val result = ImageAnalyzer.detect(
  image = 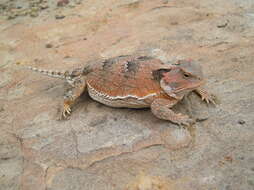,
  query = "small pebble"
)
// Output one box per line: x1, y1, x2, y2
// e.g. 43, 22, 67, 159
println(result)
55, 14, 65, 19
57, 0, 69, 7
45, 43, 53, 48
238, 120, 245, 125
1, 157, 11, 160
171, 22, 178, 25
76, 1, 82, 5
196, 117, 209, 122
217, 20, 229, 28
